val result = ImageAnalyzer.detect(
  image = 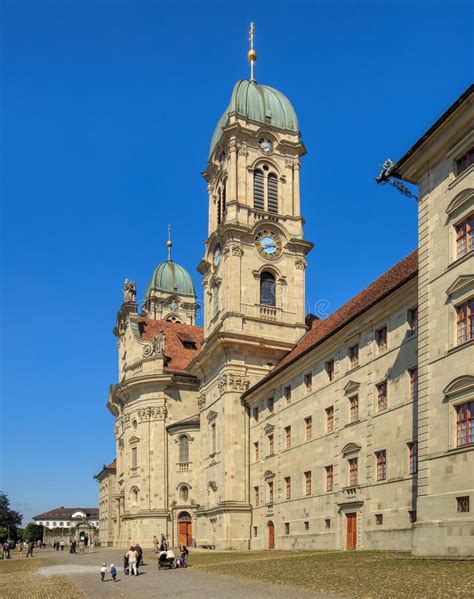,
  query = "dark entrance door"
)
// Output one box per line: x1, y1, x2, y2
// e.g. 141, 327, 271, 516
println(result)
267, 521, 275, 549
346, 513, 357, 550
